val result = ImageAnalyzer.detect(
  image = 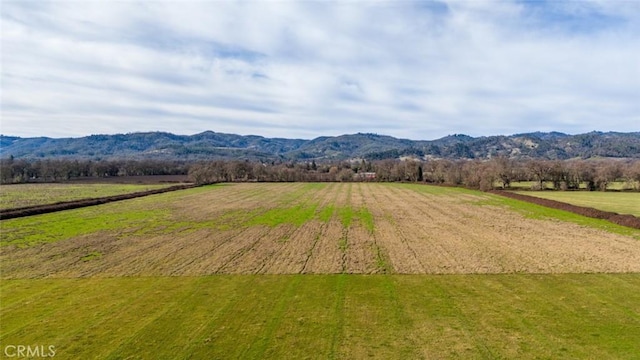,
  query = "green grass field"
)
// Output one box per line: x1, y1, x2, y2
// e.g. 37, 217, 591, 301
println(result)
2, 275, 639, 359
518, 191, 640, 217
0, 183, 173, 210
